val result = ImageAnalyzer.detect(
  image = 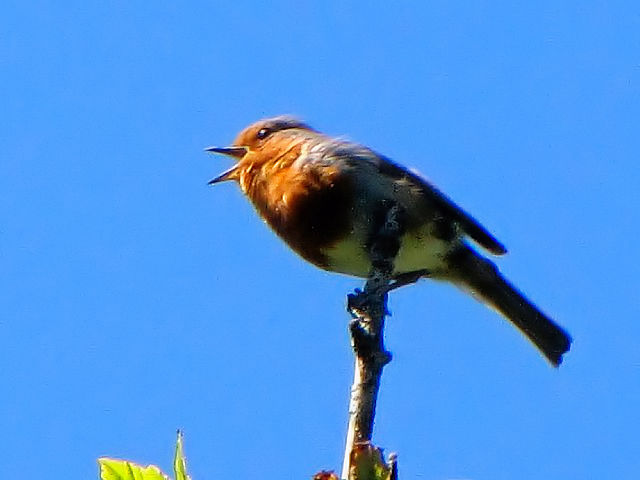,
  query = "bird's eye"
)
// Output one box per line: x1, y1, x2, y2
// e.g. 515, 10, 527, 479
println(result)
257, 128, 271, 140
